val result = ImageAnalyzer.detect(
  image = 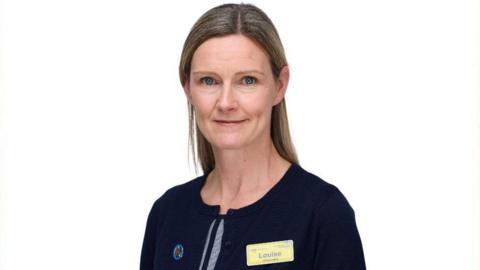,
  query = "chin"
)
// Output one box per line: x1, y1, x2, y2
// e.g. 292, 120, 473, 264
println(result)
210, 137, 249, 150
